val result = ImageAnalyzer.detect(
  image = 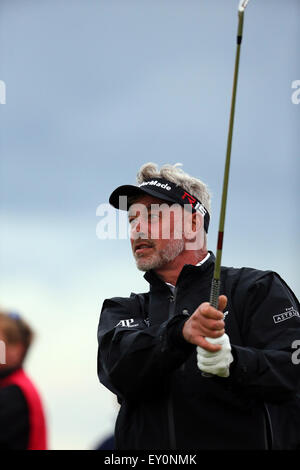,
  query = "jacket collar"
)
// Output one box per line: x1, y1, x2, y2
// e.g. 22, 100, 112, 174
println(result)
143, 251, 215, 290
